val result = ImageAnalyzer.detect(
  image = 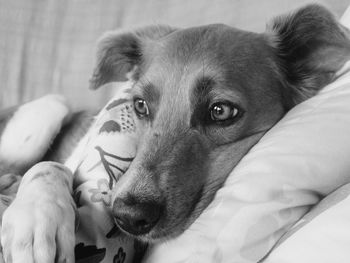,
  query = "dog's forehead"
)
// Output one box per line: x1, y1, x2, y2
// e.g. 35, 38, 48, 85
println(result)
155, 24, 268, 64
143, 24, 275, 86
136, 24, 281, 127
141, 24, 277, 97
141, 25, 231, 88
